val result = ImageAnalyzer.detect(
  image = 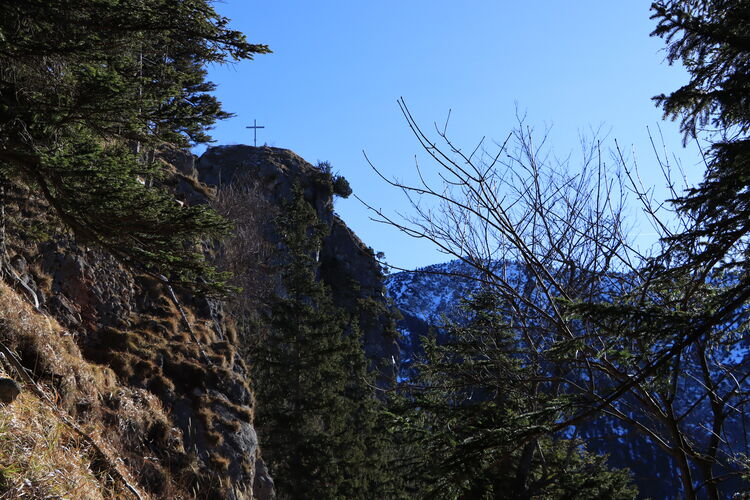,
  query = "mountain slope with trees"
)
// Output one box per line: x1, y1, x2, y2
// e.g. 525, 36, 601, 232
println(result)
1, 0, 749, 498
387, 258, 750, 499
370, 2, 750, 498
